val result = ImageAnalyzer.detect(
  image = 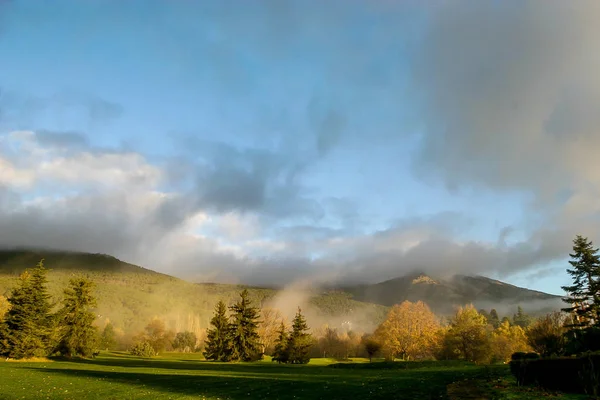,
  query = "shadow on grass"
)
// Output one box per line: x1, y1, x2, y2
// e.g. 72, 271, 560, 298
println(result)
25, 361, 487, 400
68, 355, 324, 375
329, 360, 476, 370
